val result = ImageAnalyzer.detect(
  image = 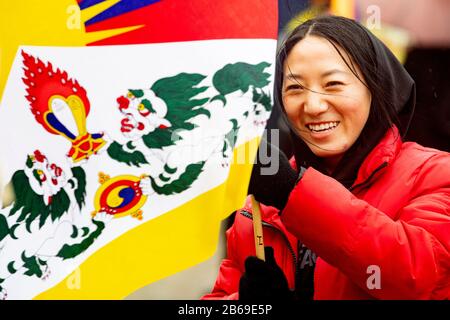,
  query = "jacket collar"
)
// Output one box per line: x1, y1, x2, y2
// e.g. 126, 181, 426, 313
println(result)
351, 126, 402, 188
288, 126, 402, 189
